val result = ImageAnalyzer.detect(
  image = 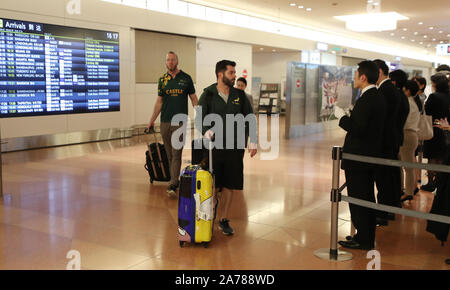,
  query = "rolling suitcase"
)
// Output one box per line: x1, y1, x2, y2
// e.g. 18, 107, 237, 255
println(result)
178, 140, 216, 248
144, 128, 171, 184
